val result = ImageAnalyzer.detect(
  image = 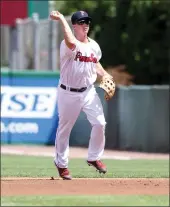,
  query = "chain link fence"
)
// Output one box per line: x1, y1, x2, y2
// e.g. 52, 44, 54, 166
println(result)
0, 13, 71, 71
